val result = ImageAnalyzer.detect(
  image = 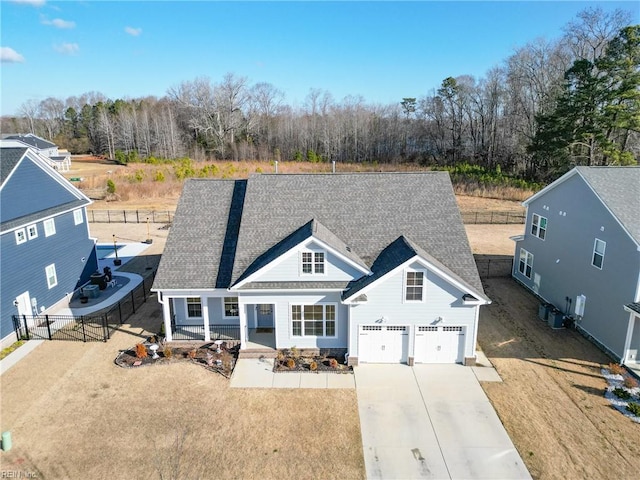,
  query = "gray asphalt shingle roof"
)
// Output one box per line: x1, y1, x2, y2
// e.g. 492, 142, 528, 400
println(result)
153, 172, 485, 296
6, 134, 56, 150
575, 167, 640, 244
0, 147, 26, 184
626, 303, 640, 315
